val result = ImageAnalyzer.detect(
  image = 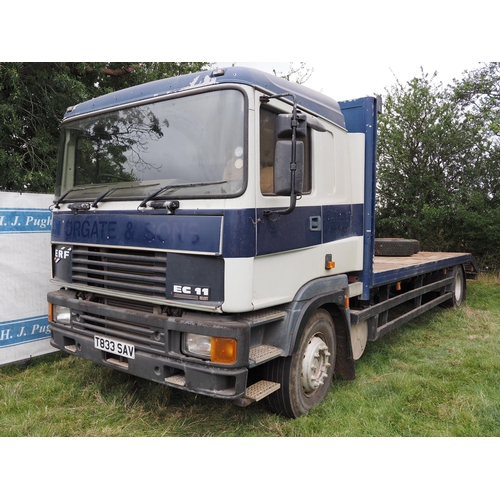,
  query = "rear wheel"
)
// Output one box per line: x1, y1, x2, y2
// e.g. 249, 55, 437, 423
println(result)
264, 309, 336, 418
446, 265, 466, 308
